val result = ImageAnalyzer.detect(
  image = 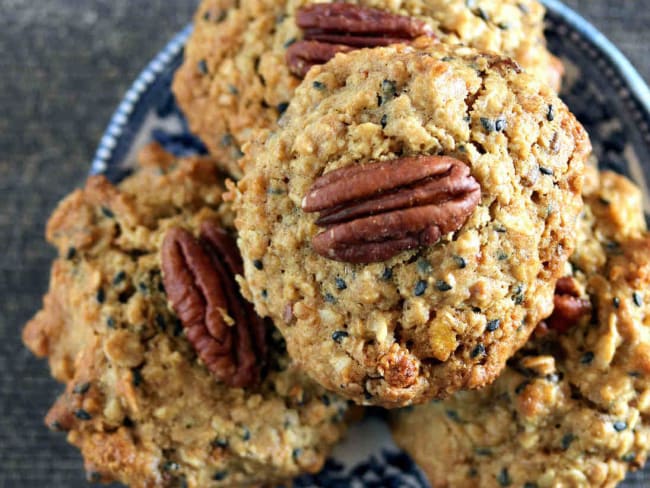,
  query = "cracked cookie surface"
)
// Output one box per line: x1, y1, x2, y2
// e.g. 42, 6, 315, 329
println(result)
391, 167, 650, 487
233, 43, 590, 407
173, 0, 562, 177
23, 144, 350, 488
